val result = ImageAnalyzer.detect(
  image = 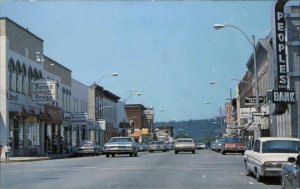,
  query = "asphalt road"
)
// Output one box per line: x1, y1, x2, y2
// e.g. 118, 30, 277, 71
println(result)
0, 150, 281, 189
